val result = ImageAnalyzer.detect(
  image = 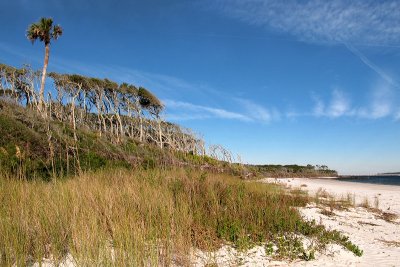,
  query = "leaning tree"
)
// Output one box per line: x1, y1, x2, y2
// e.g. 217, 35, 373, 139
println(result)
138, 87, 164, 147
27, 17, 63, 112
